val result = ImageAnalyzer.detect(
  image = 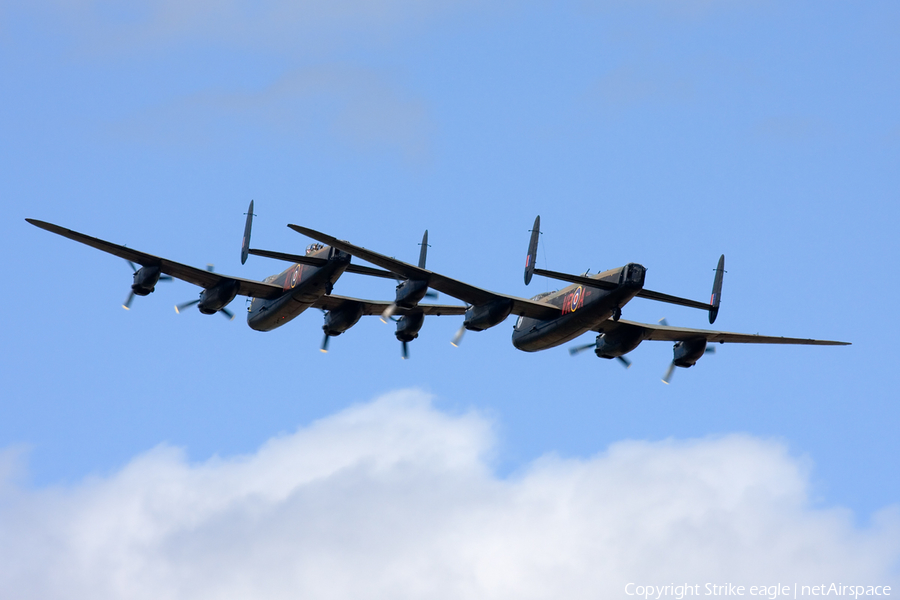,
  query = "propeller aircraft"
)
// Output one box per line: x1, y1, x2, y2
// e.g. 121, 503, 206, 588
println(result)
25, 203, 467, 358
288, 216, 849, 381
